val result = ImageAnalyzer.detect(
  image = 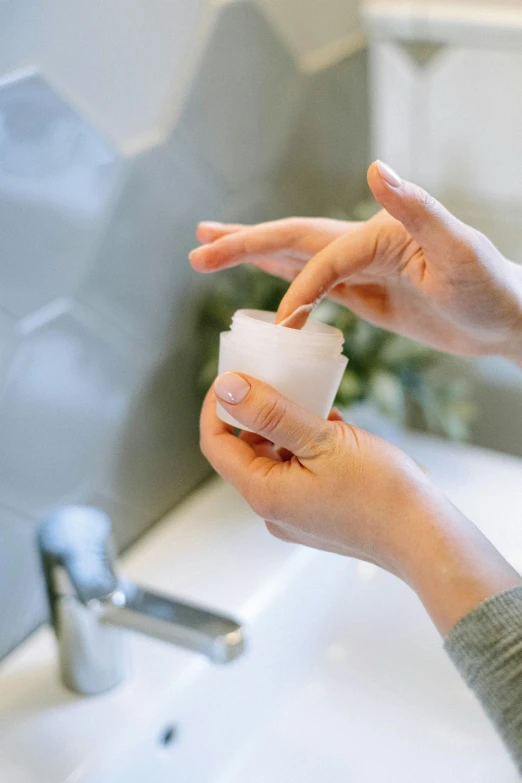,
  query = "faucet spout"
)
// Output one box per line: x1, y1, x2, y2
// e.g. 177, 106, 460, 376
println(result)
101, 581, 244, 664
